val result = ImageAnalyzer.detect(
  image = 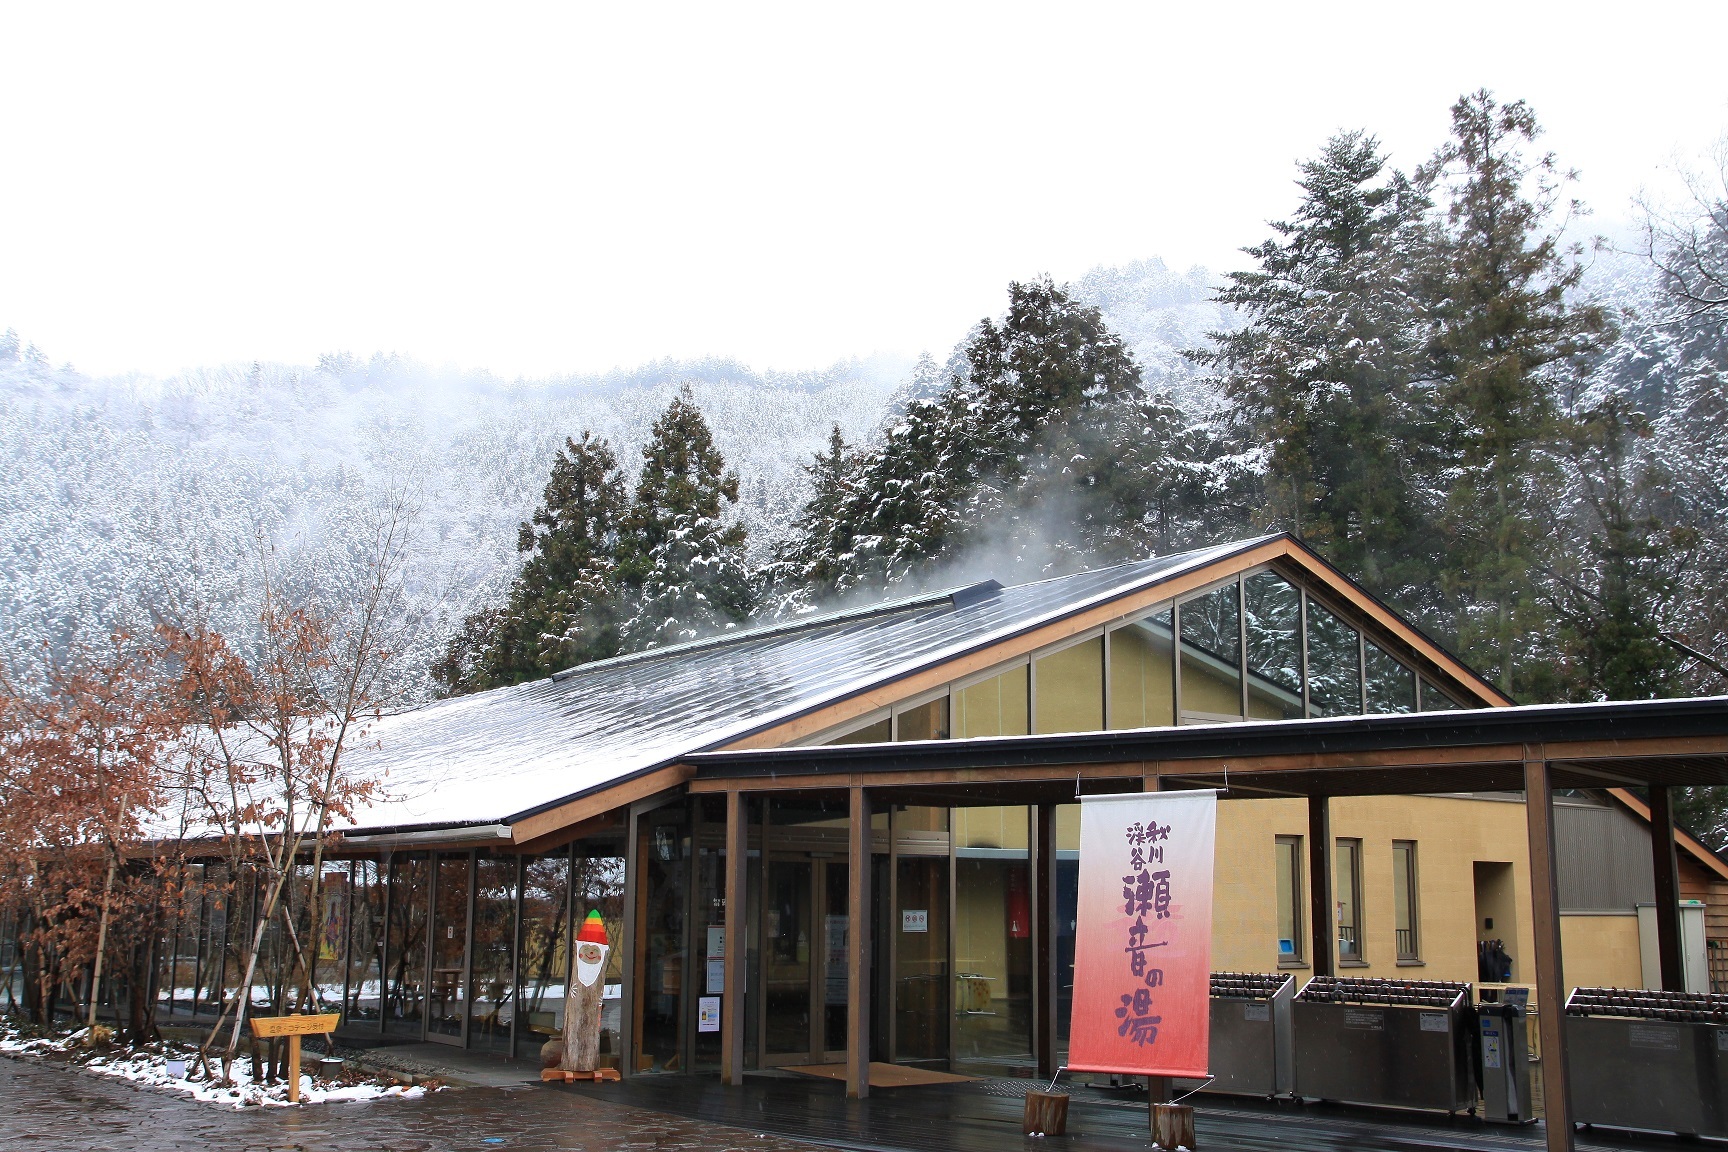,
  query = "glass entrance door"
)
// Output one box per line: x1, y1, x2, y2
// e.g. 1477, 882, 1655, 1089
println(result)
761, 855, 849, 1065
